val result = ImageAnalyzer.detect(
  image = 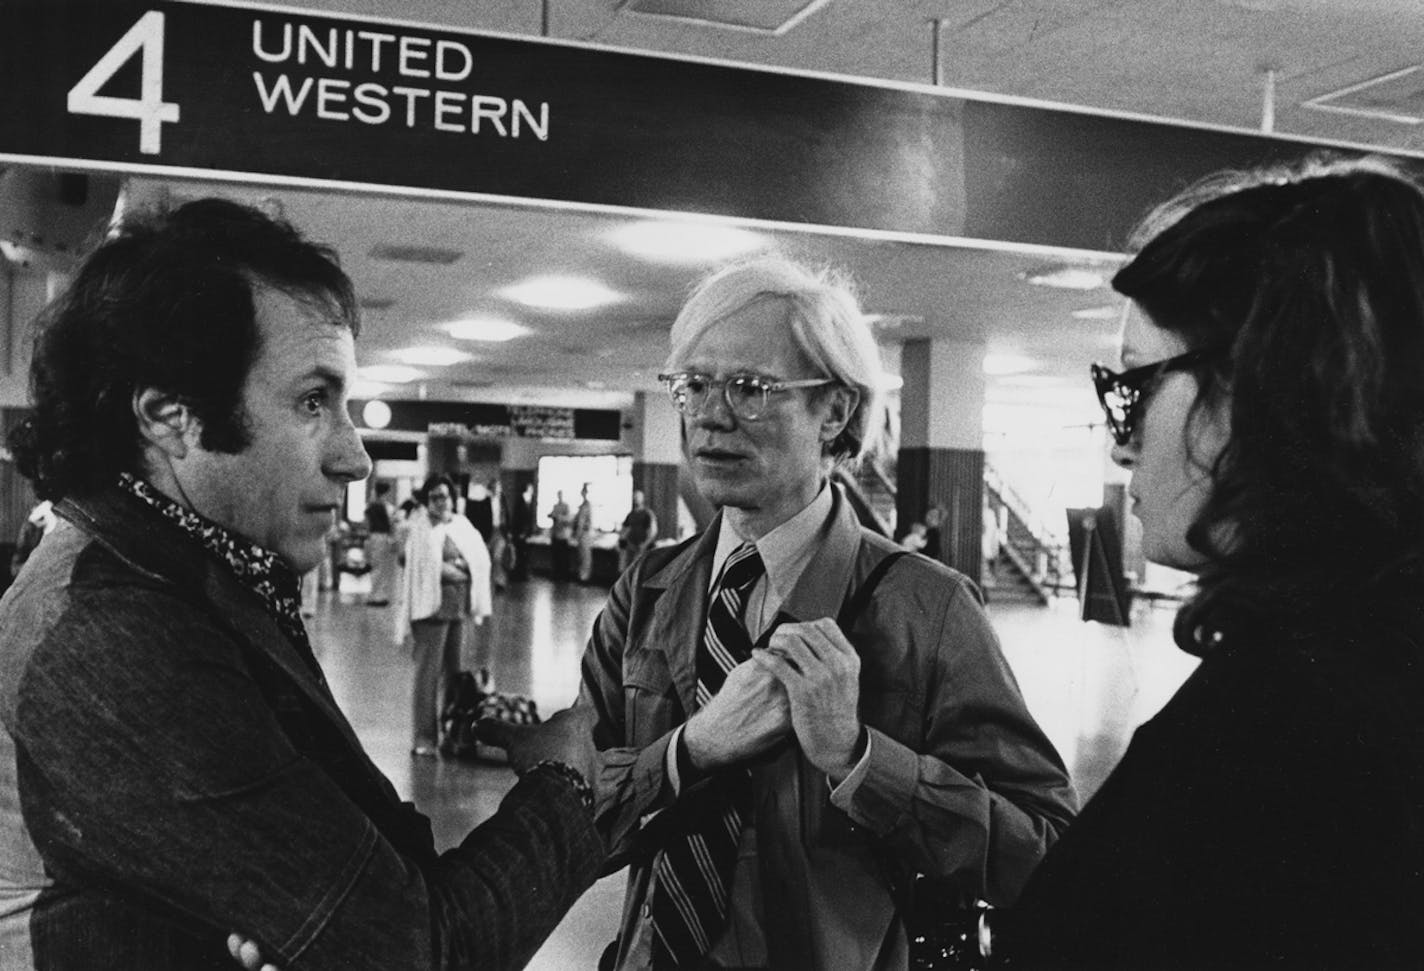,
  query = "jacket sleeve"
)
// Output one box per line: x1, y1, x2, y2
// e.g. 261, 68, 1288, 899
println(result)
12, 587, 604, 970
829, 571, 1079, 906
574, 559, 680, 868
